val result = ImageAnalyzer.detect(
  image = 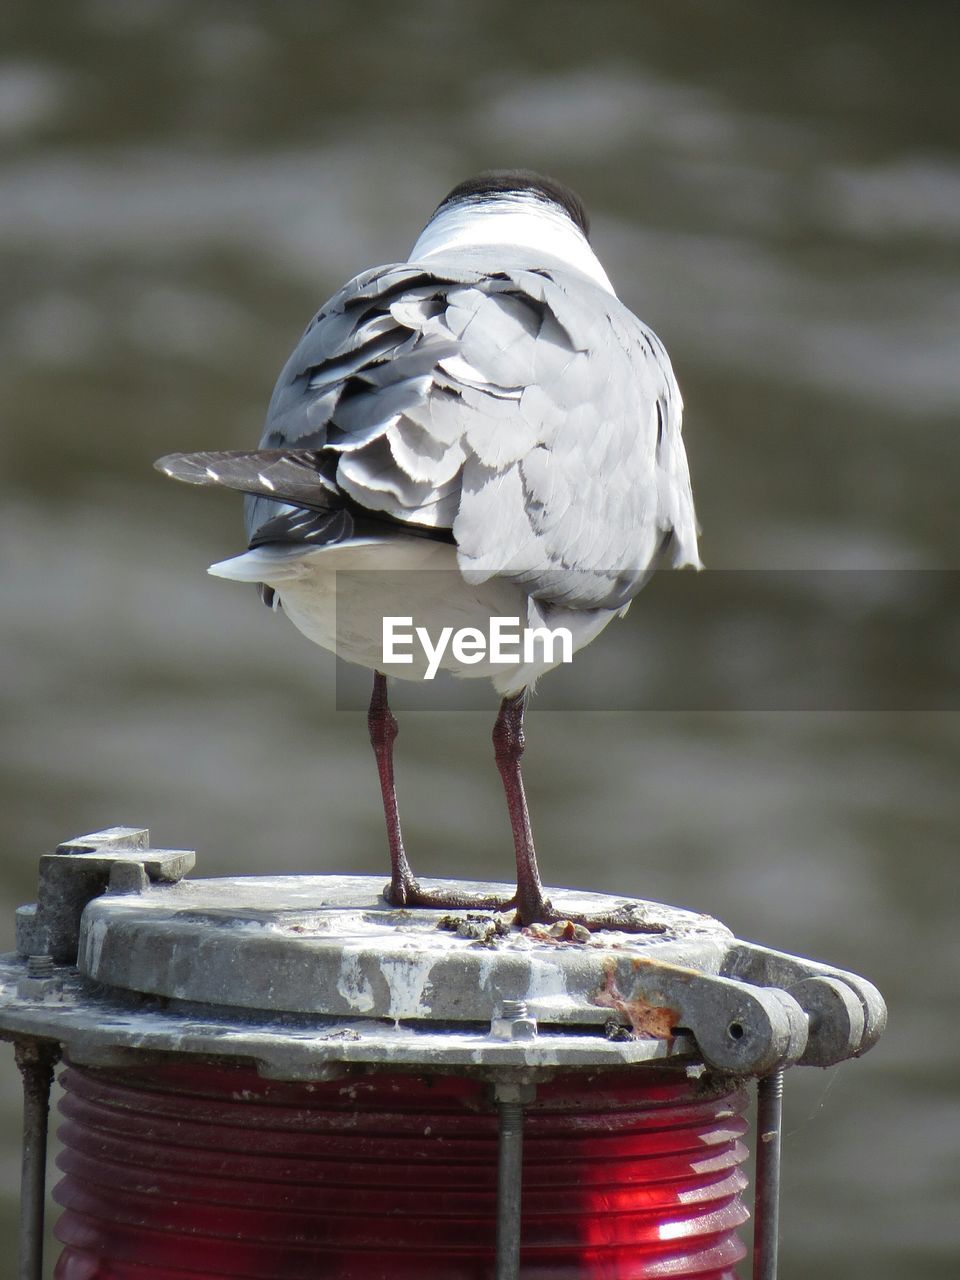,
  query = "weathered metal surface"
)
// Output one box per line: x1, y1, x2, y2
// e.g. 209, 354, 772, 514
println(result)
0, 952, 697, 1076
722, 940, 887, 1064
1, 828, 887, 1080
76, 872, 732, 1015
72, 871, 821, 1075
